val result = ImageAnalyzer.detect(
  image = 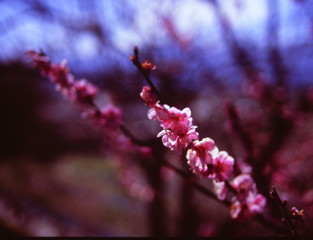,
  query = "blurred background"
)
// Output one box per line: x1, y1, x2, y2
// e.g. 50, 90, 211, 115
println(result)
1, 0, 313, 236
